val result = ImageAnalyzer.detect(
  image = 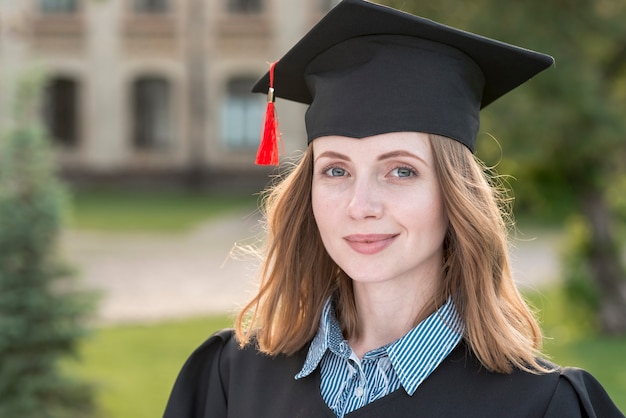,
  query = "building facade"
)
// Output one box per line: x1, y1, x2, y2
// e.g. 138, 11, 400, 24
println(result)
0, 0, 339, 183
